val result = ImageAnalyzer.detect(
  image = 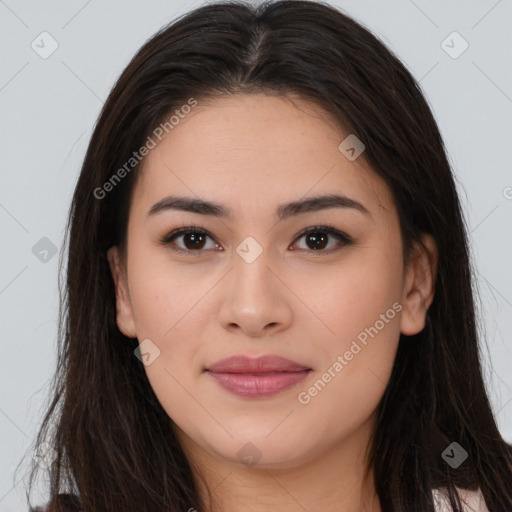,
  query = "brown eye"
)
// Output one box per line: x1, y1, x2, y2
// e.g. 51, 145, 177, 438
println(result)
304, 231, 329, 250
180, 231, 208, 250
292, 226, 352, 253
160, 227, 220, 254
